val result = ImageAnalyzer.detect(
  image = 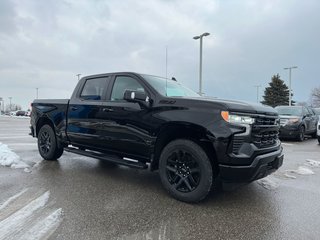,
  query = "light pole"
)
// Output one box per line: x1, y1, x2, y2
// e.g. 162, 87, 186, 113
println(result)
76, 74, 81, 81
284, 66, 298, 106
36, 88, 39, 99
8, 97, 12, 111
0, 97, 2, 115
254, 85, 262, 103
193, 32, 210, 96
